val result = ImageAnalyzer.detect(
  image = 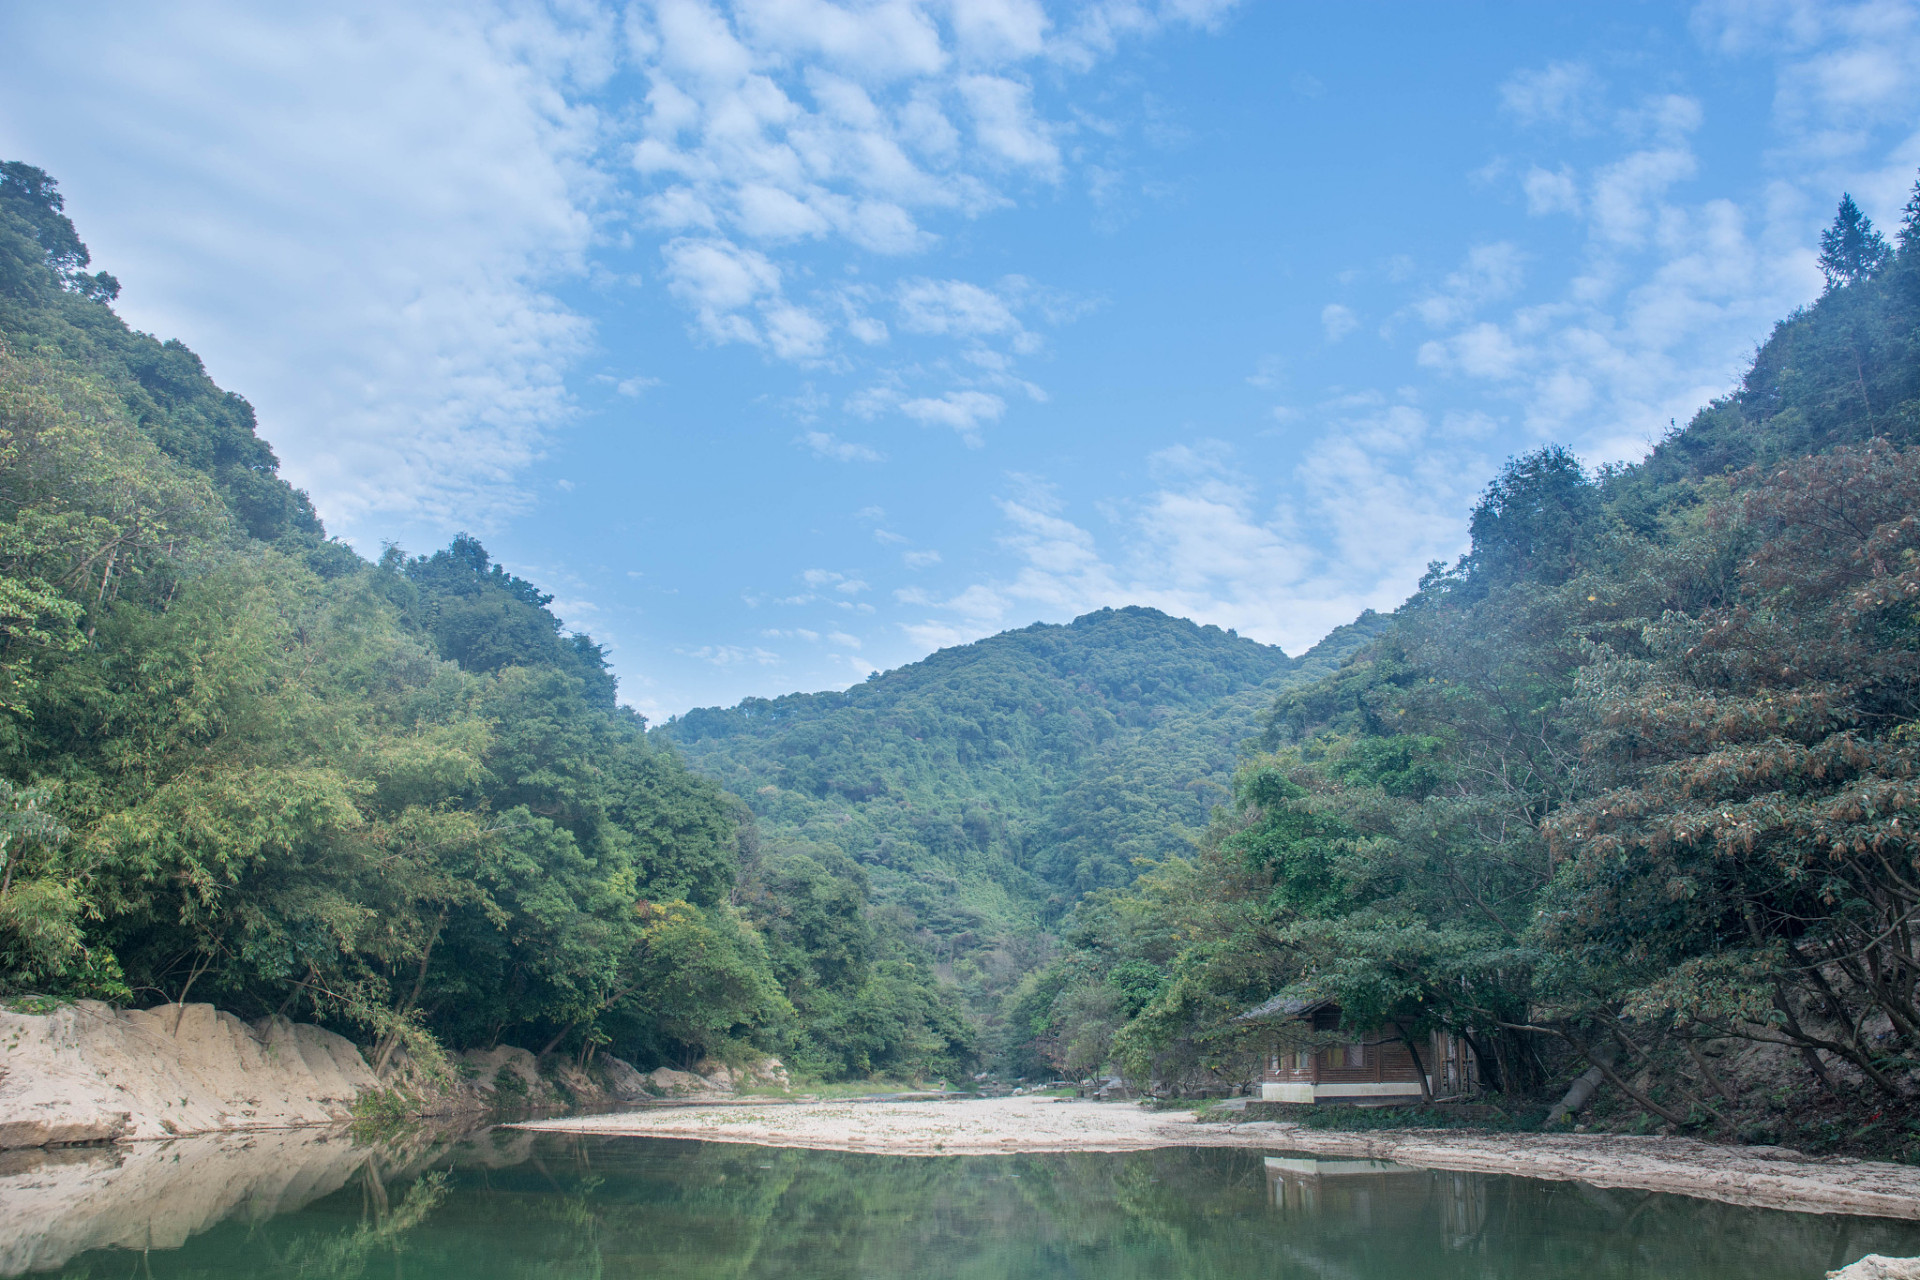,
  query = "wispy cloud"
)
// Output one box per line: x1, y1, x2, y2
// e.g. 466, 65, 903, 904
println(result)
799, 430, 883, 461
1320, 302, 1357, 342
898, 428, 1482, 657
1499, 60, 1603, 131
0, 1, 608, 543
900, 390, 1006, 444
621, 0, 1198, 435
